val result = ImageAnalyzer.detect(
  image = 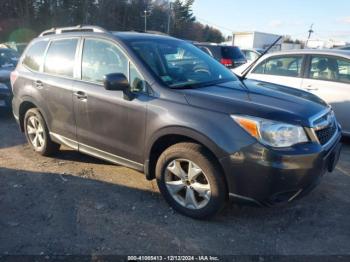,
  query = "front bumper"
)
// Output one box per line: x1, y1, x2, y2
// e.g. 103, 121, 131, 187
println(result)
220, 129, 342, 206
